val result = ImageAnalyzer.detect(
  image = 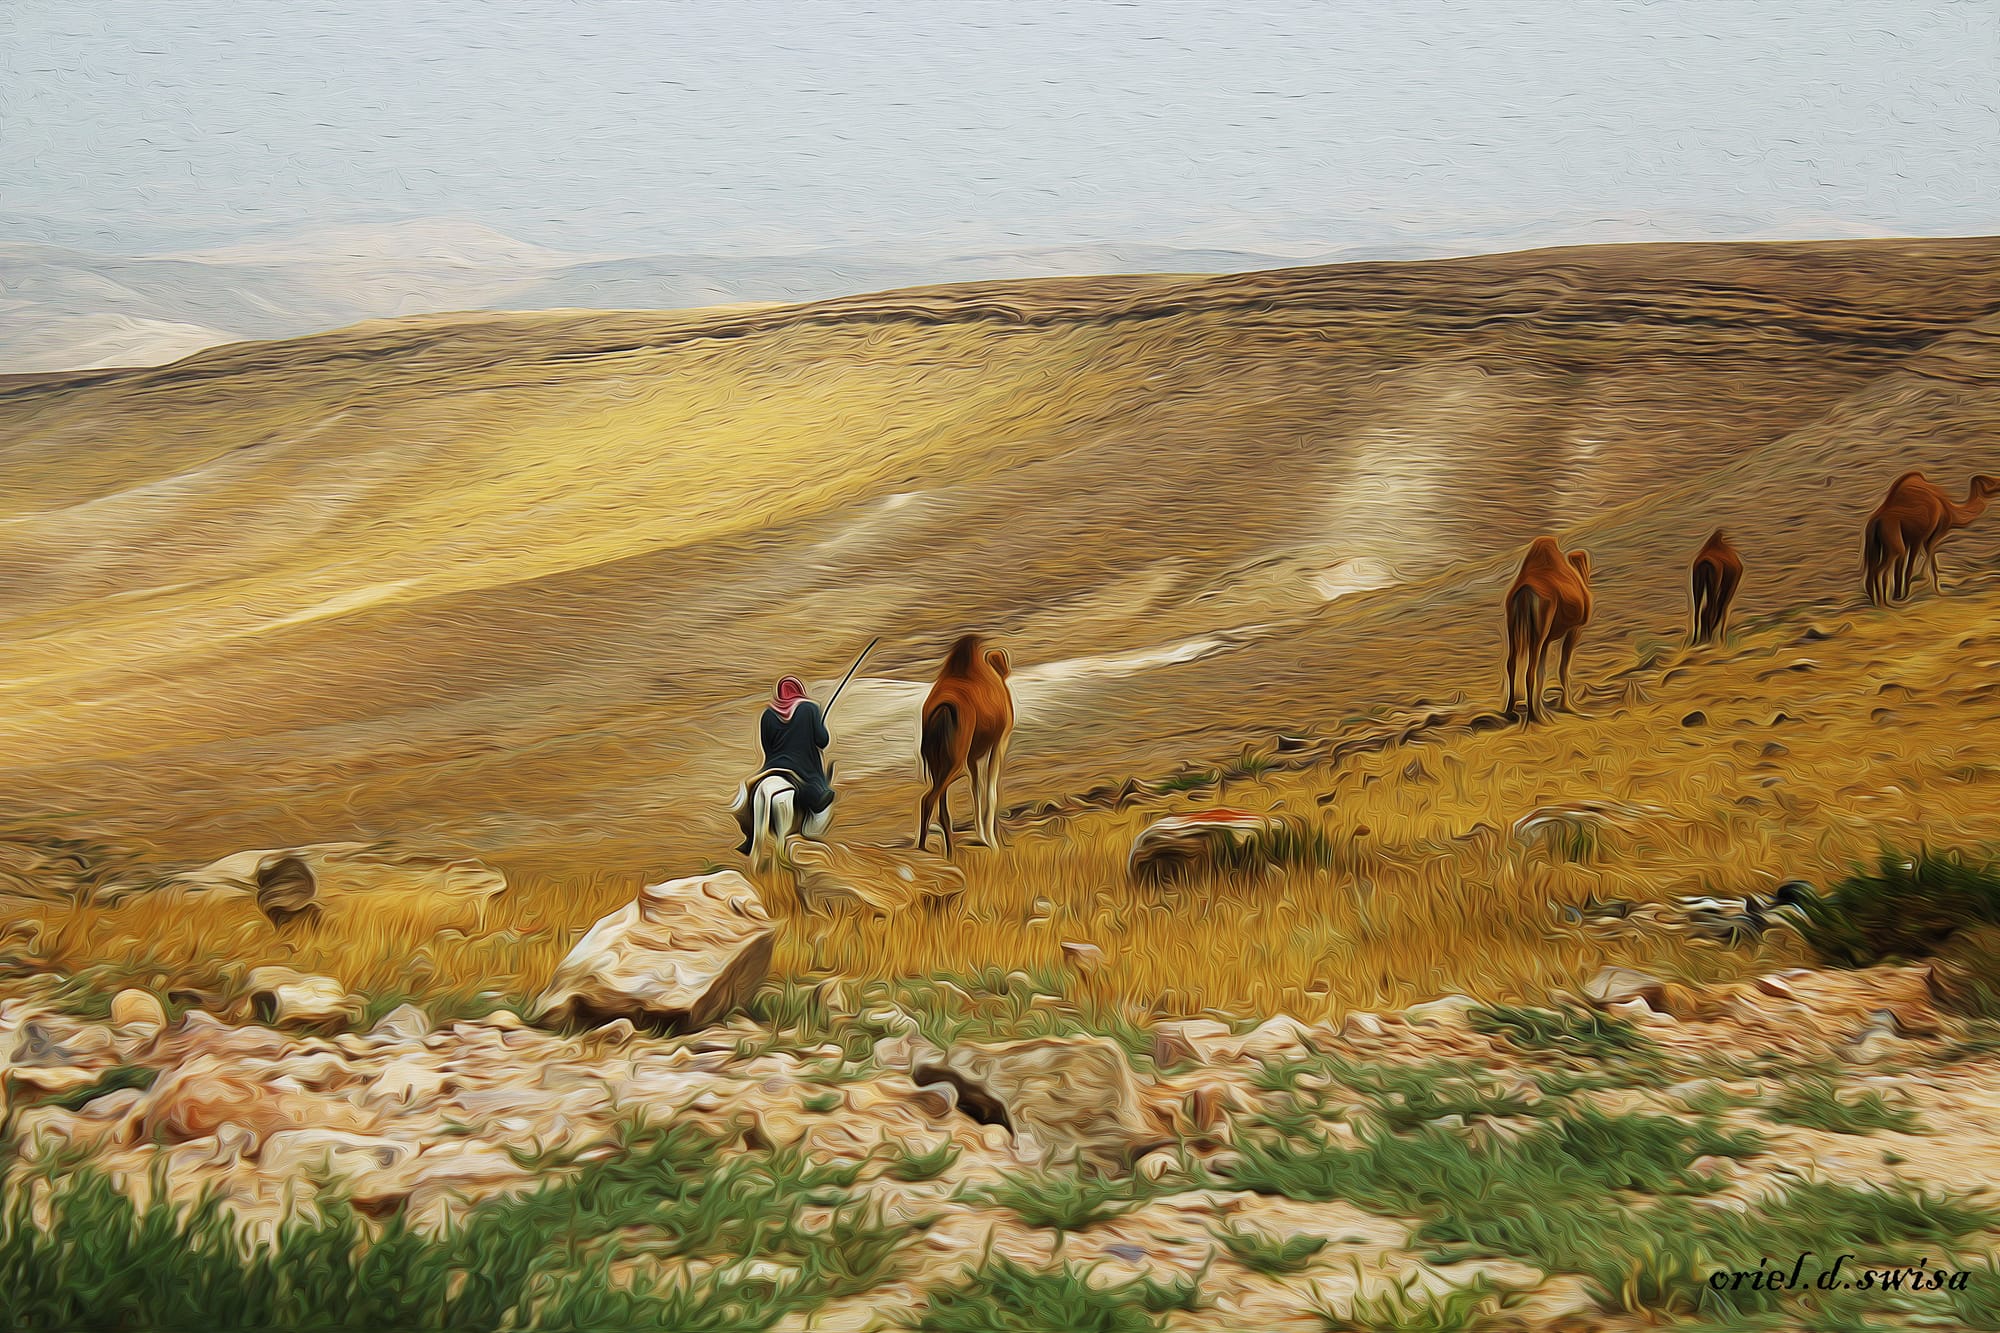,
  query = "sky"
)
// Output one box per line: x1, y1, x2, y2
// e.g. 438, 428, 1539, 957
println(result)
3, 0, 1996, 259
